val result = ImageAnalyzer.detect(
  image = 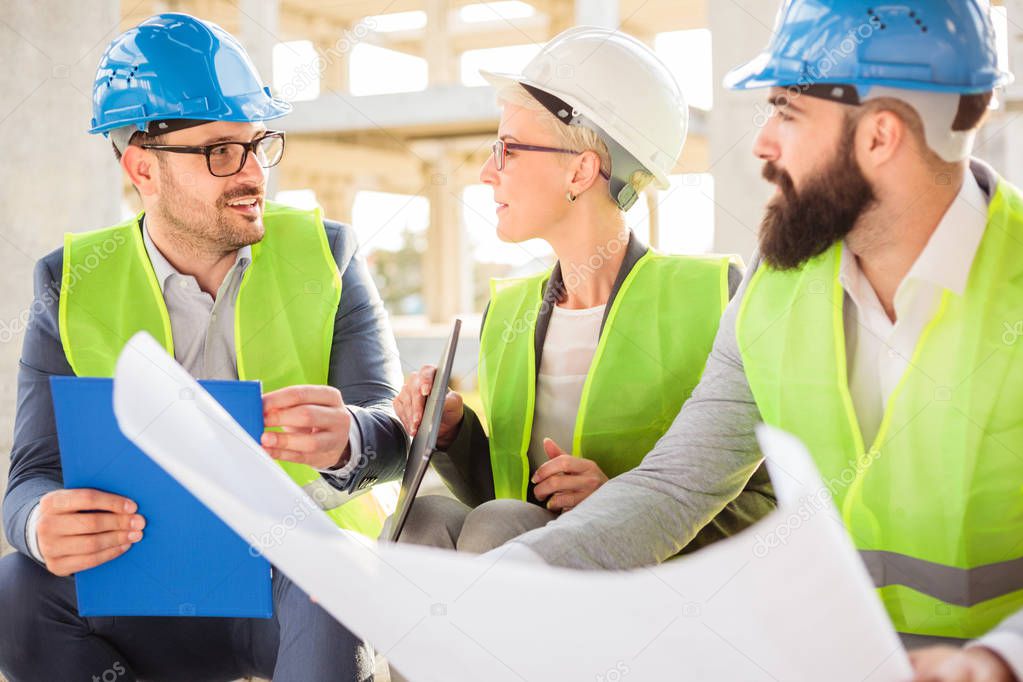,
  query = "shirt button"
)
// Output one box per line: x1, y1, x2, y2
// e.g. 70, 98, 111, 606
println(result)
179, 279, 189, 289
